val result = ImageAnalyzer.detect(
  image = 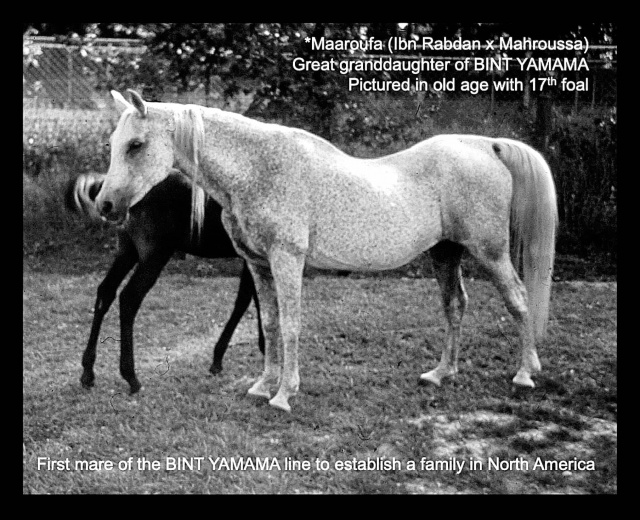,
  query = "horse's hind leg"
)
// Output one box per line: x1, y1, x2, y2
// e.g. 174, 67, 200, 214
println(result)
468, 248, 539, 387
420, 241, 468, 386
